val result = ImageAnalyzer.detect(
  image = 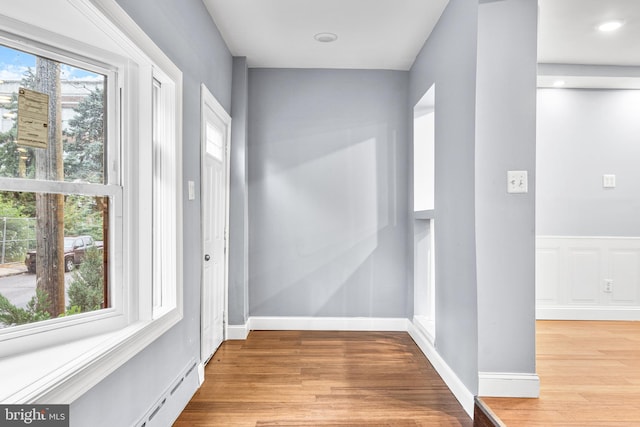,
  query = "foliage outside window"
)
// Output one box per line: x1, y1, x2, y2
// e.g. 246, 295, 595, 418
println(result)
0, 43, 110, 327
